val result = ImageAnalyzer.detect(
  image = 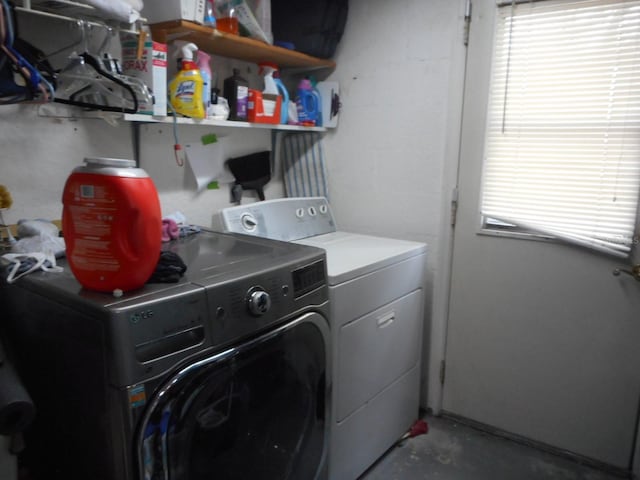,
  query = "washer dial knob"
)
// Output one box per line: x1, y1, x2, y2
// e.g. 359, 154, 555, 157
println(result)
247, 287, 271, 316
241, 213, 258, 232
